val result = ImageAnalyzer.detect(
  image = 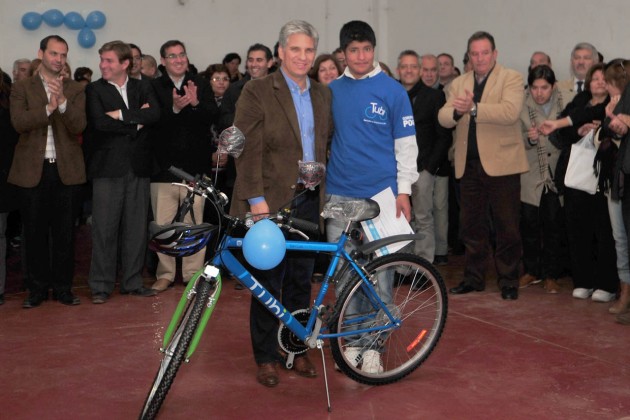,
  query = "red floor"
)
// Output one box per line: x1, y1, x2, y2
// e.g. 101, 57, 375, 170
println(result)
1, 226, 629, 419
